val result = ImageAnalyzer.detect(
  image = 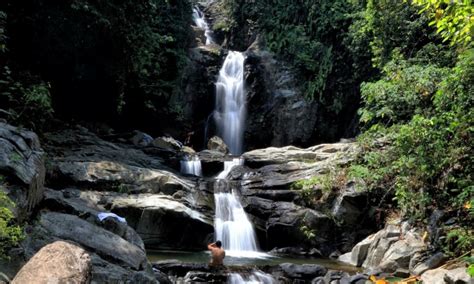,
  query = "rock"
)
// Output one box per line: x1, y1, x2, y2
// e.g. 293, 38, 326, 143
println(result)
323, 270, 350, 284
51, 160, 194, 194
265, 202, 335, 254
152, 260, 211, 277
109, 194, 214, 250
421, 268, 449, 284
338, 234, 376, 267
244, 46, 320, 149
131, 131, 153, 147
410, 251, 447, 275
90, 254, 157, 284
12, 241, 91, 284
331, 183, 369, 227
152, 136, 182, 151
243, 142, 357, 165
269, 247, 322, 257
184, 271, 227, 283
0, 122, 45, 220
278, 263, 327, 280
26, 212, 147, 270
362, 225, 402, 269
444, 267, 472, 284
207, 136, 229, 154
377, 231, 425, 273
181, 146, 196, 154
